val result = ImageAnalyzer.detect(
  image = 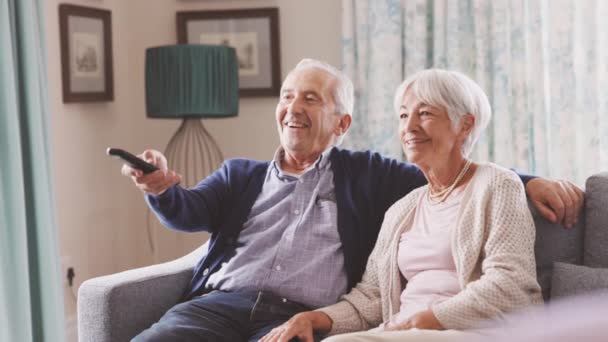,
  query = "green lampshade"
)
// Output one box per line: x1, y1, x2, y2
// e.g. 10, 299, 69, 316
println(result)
145, 45, 239, 118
